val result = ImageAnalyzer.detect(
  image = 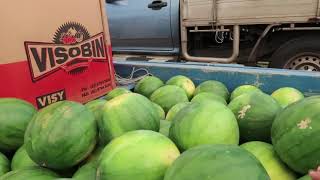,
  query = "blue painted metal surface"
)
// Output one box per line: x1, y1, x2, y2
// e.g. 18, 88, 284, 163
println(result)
114, 61, 320, 96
